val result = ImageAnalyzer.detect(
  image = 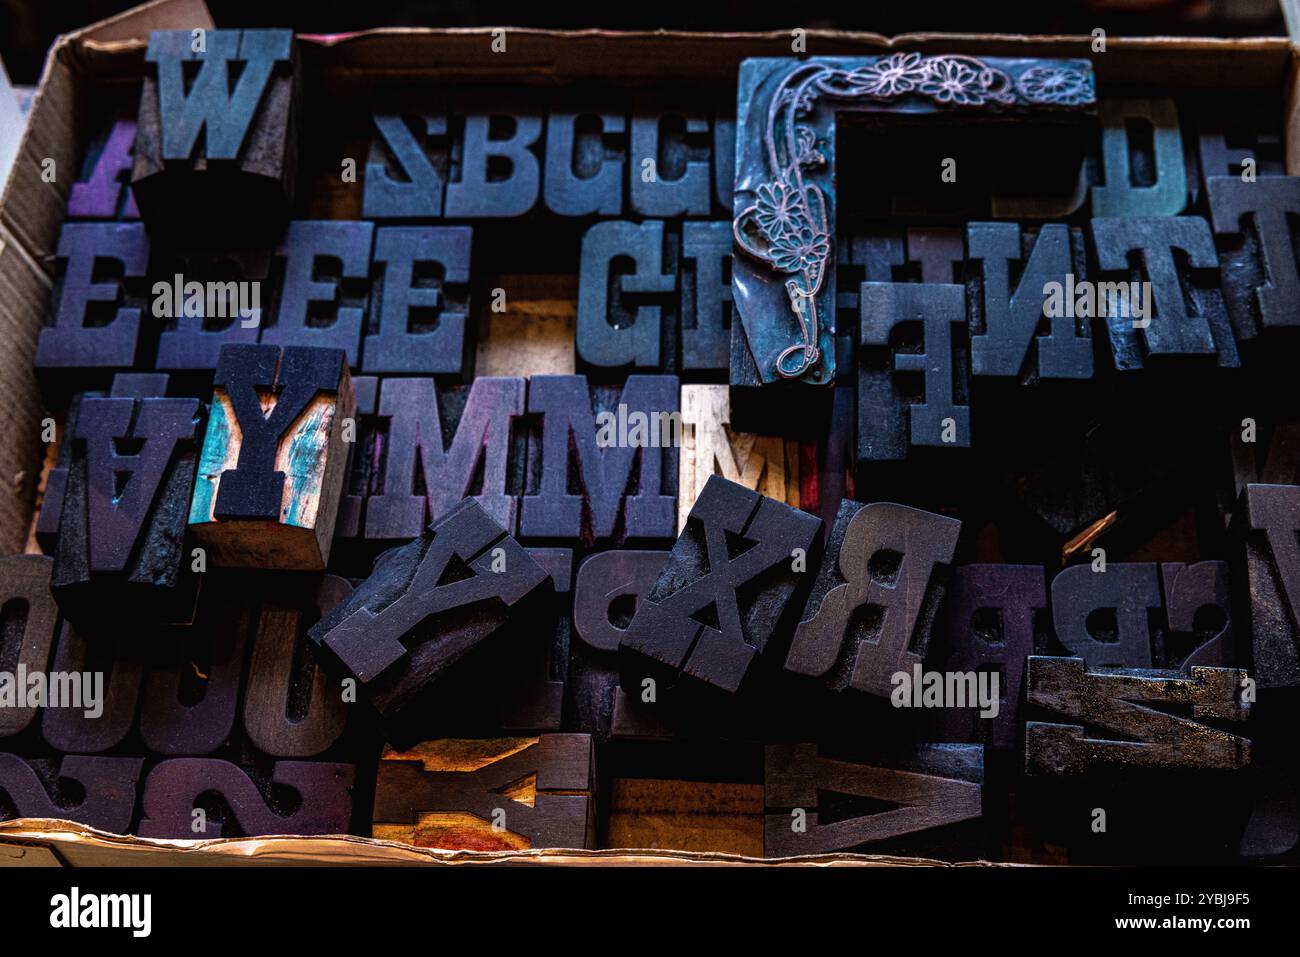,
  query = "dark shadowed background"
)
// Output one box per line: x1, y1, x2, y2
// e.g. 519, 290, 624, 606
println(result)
0, 0, 1287, 83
